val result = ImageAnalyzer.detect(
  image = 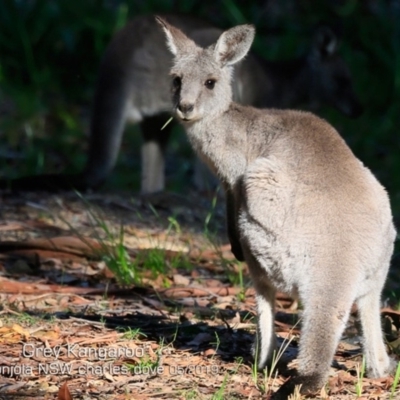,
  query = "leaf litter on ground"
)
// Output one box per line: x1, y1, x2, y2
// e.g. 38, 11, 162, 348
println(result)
0, 191, 399, 399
